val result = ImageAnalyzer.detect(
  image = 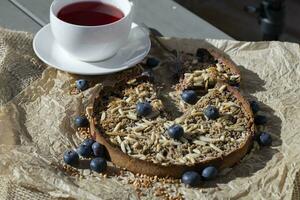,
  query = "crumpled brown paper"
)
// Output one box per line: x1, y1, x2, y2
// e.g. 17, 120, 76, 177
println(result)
0, 27, 300, 200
